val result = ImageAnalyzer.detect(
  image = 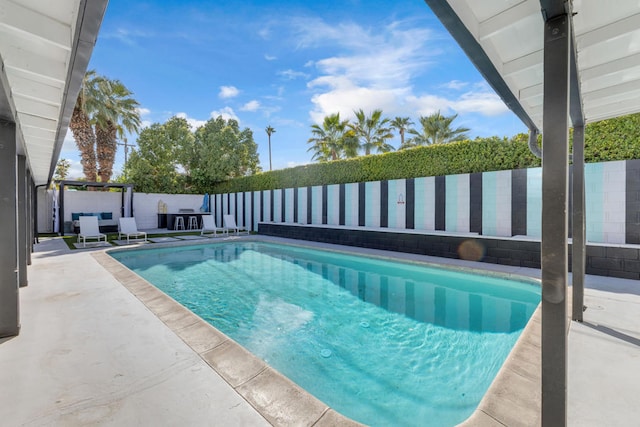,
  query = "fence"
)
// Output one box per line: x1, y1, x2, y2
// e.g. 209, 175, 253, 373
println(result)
213, 159, 639, 245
